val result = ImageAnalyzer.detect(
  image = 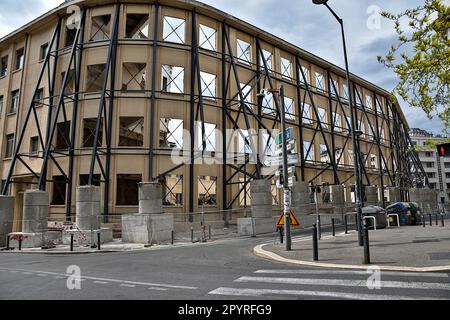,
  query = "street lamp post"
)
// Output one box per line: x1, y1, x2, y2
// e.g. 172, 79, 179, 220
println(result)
312, 0, 364, 246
